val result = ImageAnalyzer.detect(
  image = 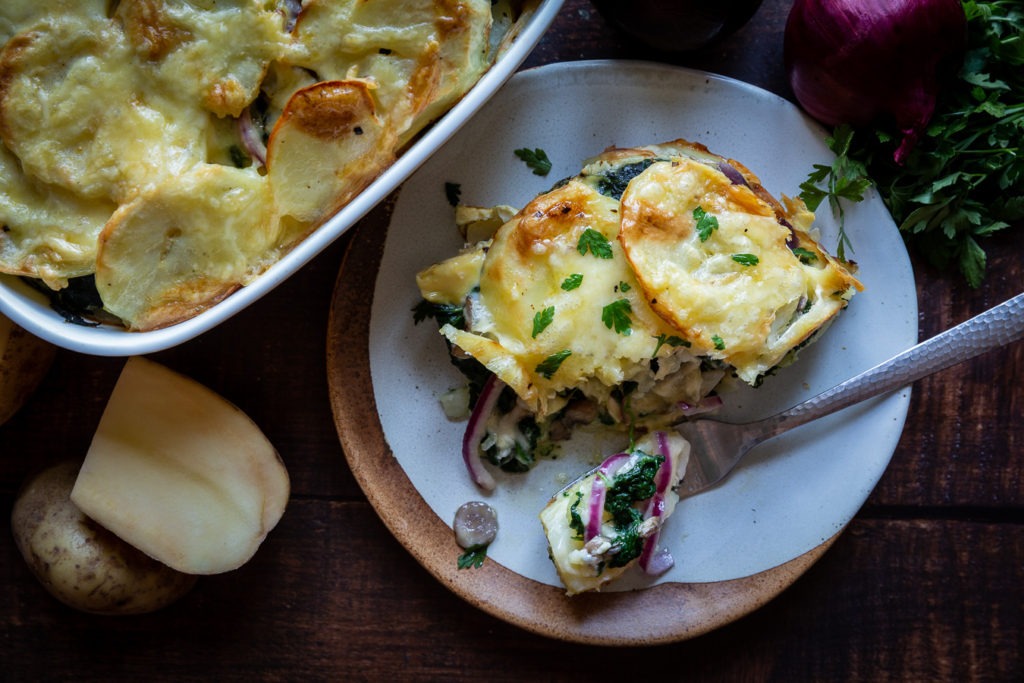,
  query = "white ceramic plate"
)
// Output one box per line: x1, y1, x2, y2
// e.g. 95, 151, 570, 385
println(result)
0, 0, 564, 356
368, 61, 918, 593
